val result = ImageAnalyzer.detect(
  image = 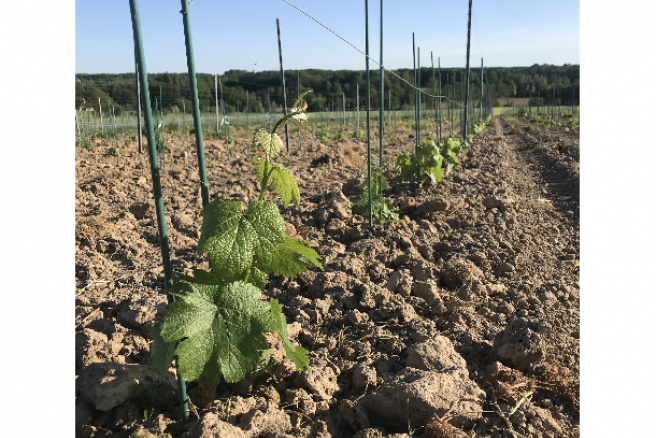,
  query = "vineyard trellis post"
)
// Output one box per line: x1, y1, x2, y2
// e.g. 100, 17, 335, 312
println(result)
215, 74, 219, 133
463, 0, 473, 138
276, 19, 290, 152
356, 83, 359, 132
449, 72, 456, 137
431, 51, 437, 139
128, 0, 189, 422
413, 34, 420, 185
388, 88, 391, 126
219, 77, 230, 165
75, 109, 81, 138
297, 71, 302, 149
267, 90, 272, 131
135, 48, 143, 153
480, 58, 484, 121
99, 97, 103, 134
438, 57, 442, 139
551, 77, 556, 121
378, 0, 384, 220
418, 47, 421, 126
180, 0, 210, 207
365, 0, 373, 227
